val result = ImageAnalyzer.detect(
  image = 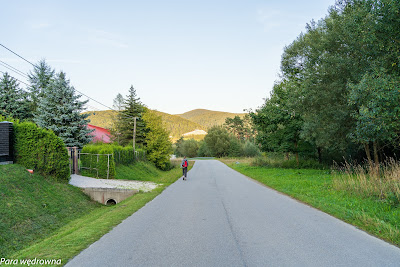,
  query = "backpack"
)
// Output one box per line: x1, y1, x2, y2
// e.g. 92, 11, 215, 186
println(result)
183, 160, 188, 168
